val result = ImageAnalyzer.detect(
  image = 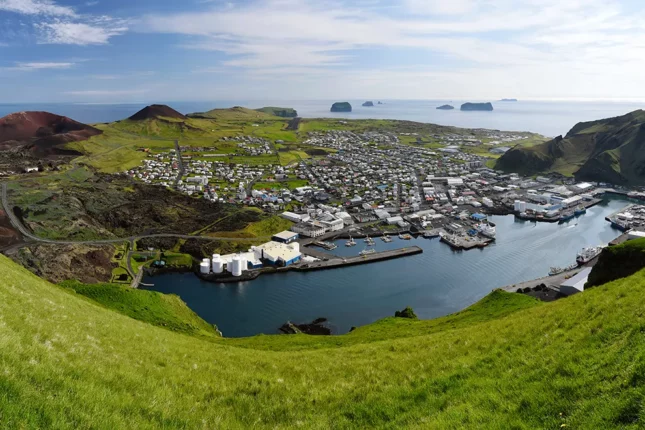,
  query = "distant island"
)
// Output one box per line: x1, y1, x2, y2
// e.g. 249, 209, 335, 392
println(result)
461, 102, 494, 111
330, 102, 352, 113
362, 101, 374, 107
499, 98, 518, 102
377, 101, 383, 105
436, 104, 455, 110
254, 107, 298, 118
